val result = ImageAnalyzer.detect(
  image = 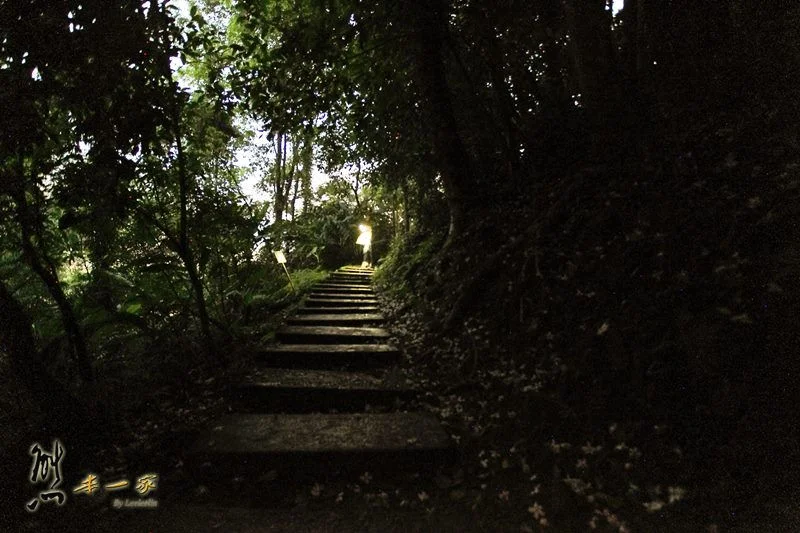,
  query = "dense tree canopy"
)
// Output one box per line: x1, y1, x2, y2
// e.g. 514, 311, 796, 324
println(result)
3, 0, 800, 529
